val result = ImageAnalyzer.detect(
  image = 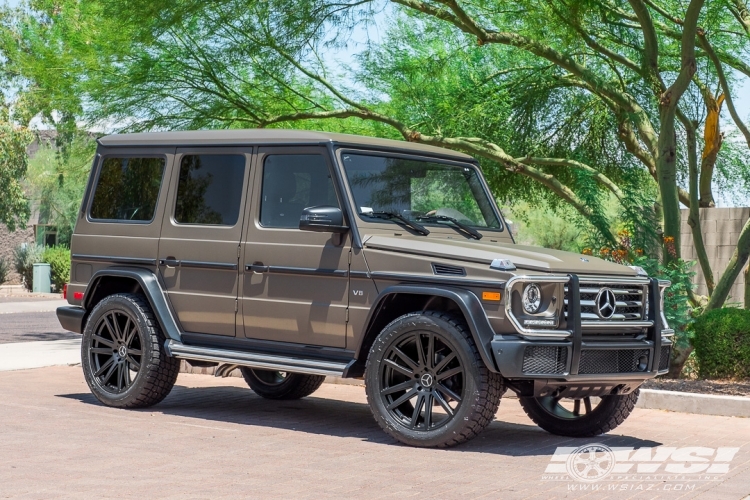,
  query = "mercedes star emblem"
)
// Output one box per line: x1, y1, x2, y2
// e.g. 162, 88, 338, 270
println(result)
595, 288, 617, 319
